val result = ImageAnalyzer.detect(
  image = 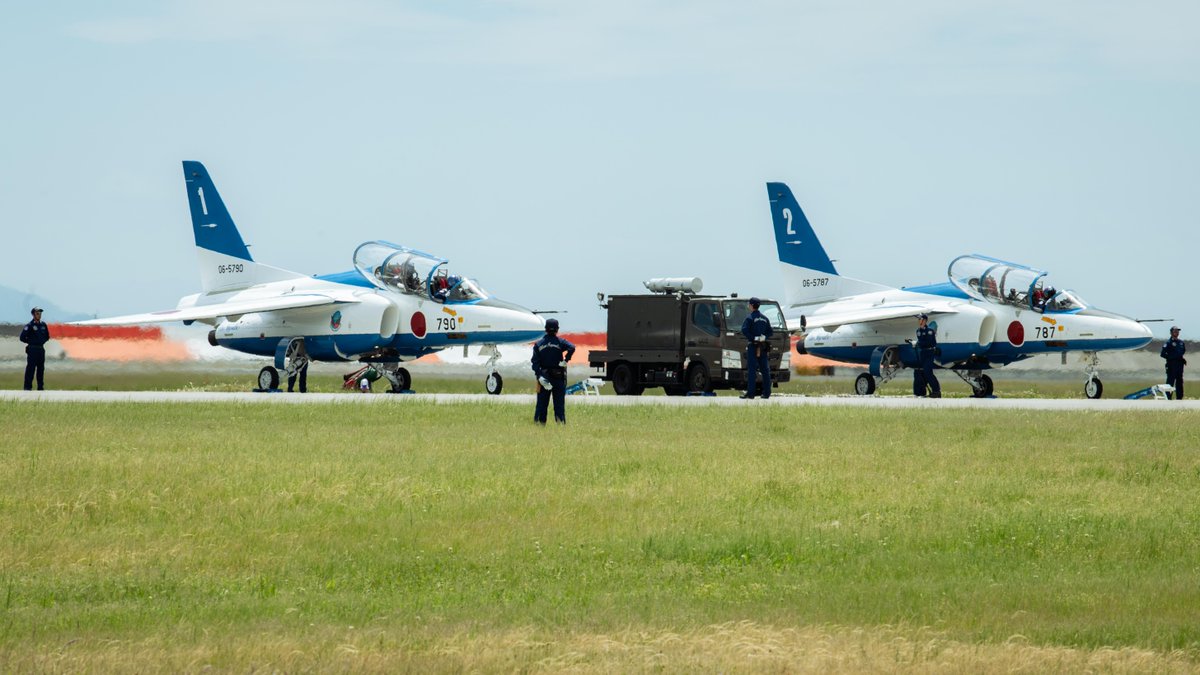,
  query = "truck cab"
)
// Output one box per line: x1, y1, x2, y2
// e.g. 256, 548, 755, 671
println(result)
588, 279, 791, 395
